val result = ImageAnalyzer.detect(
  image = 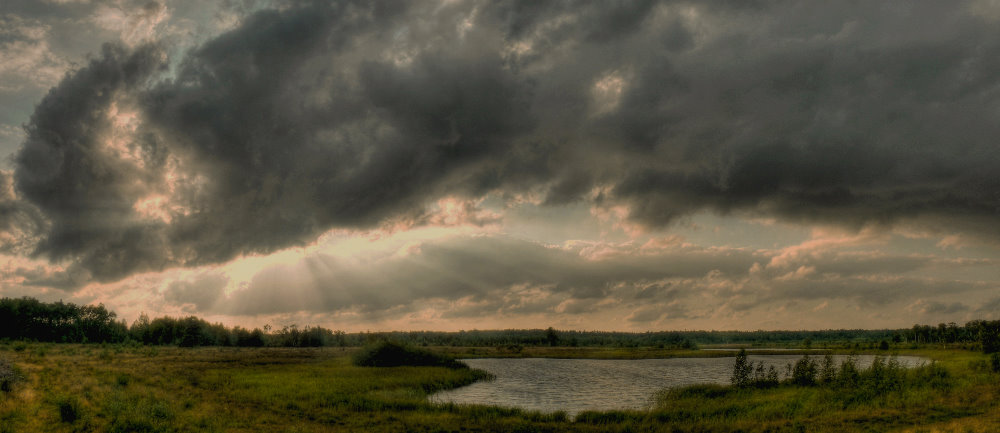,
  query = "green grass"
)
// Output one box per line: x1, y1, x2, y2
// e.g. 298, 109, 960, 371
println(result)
0, 343, 998, 432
